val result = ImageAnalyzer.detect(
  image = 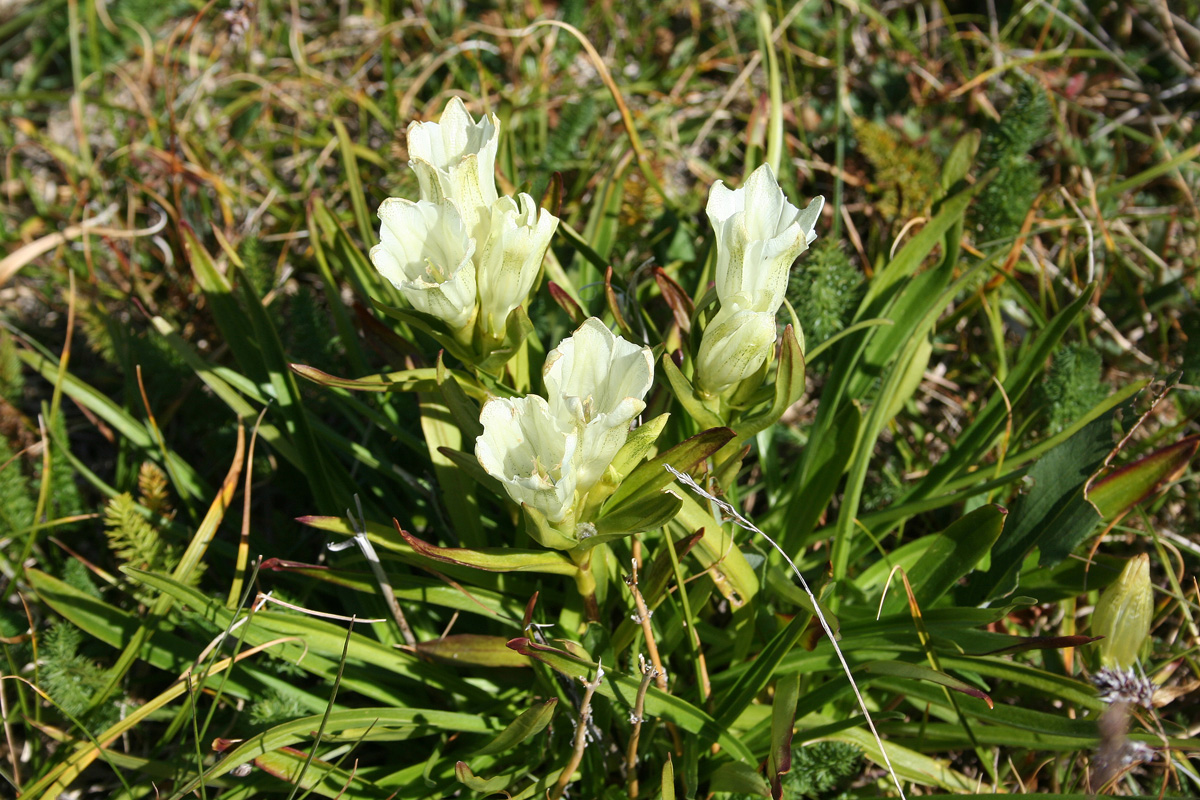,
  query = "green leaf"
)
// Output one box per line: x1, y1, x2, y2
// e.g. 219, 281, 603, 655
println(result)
397, 528, 580, 575
858, 661, 992, 705
881, 504, 1006, 613
965, 412, 1113, 603
605, 427, 735, 511
769, 673, 800, 800
714, 610, 812, 731
474, 699, 557, 757
586, 491, 683, 548
709, 761, 769, 797
1087, 435, 1199, 521
455, 762, 511, 793
289, 364, 487, 400
414, 635, 530, 668
661, 754, 675, 800
911, 285, 1097, 499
